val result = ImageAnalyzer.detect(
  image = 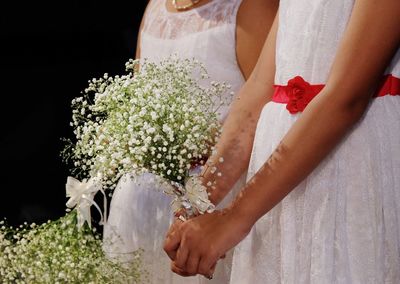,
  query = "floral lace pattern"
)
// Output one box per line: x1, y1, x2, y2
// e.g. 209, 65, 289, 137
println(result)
143, 0, 242, 39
